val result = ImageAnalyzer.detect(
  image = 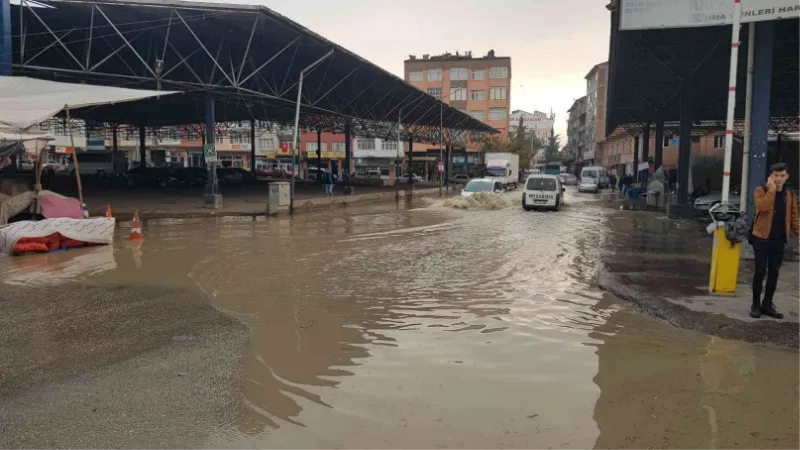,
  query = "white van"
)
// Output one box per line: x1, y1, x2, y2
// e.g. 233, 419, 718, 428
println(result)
581, 166, 608, 188
522, 174, 564, 211
68, 151, 116, 177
